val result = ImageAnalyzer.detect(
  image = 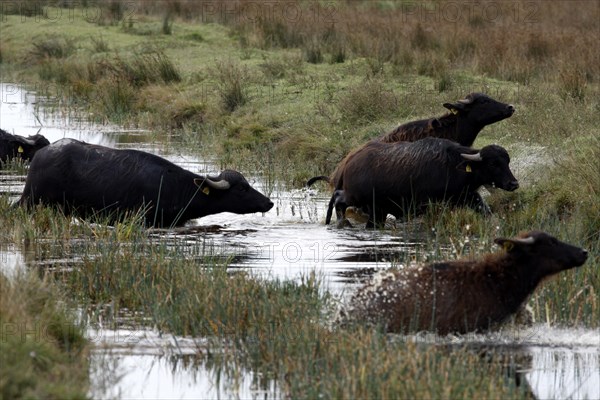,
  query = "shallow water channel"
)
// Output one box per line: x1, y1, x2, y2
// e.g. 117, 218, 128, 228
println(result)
1, 84, 598, 399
